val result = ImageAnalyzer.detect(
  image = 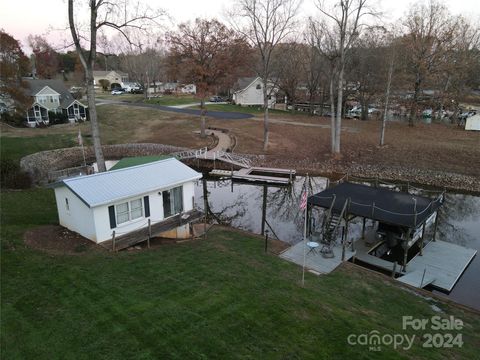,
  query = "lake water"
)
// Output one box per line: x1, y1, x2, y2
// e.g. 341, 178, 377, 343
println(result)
194, 176, 480, 310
